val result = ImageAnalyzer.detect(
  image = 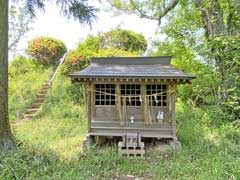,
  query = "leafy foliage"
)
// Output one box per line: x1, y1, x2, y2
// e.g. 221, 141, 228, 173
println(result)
98, 28, 147, 53
61, 48, 139, 75
61, 29, 142, 75
208, 35, 240, 117
151, 39, 219, 106
108, 0, 240, 119
9, 4, 33, 53
77, 35, 101, 52
94, 48, 139, 57
20, 0, 97, 25
61, 50, 89, 75
27, 36, 67, 65
77, 28, 147, 54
